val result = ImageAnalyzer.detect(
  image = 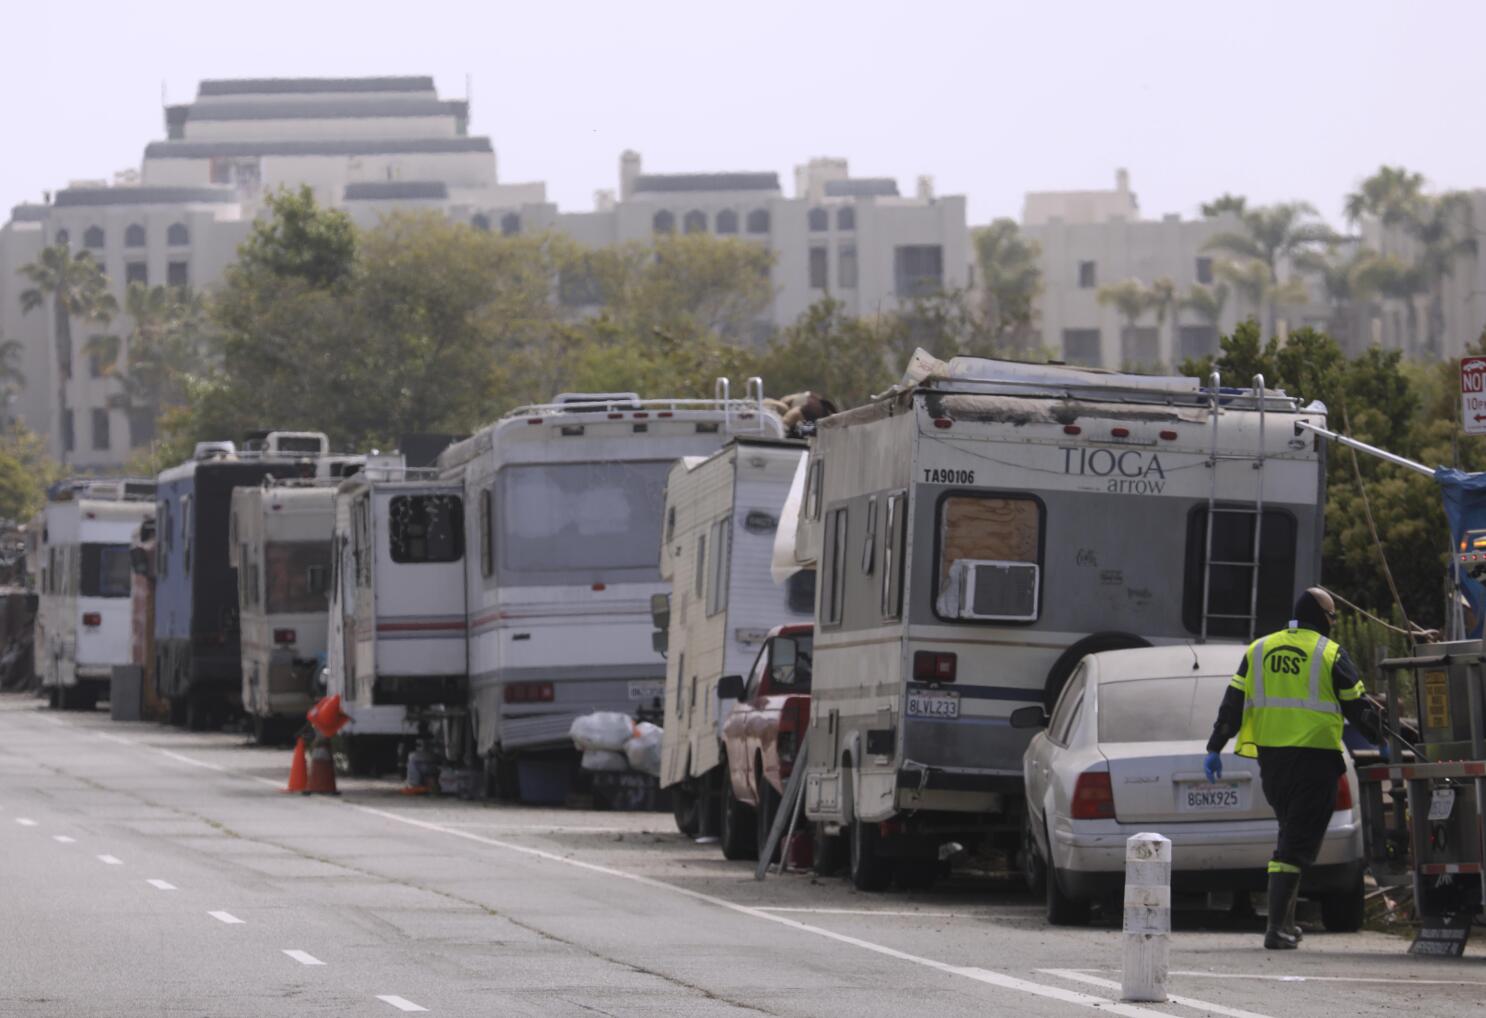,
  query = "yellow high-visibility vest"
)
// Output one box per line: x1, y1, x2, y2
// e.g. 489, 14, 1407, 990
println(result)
1231, 627, 1365, 757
